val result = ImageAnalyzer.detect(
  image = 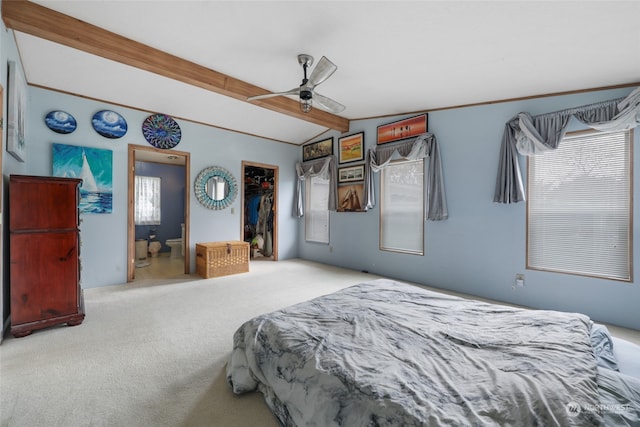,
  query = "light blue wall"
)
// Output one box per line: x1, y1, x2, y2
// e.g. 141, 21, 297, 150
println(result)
10, 86, 299, 289
1, 16, 638, 333
299, 87, 640, 330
